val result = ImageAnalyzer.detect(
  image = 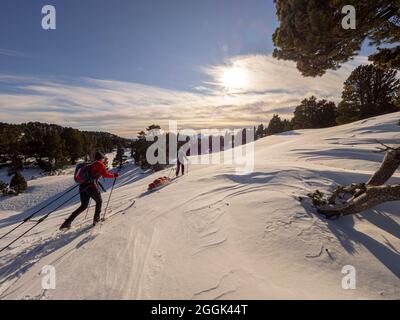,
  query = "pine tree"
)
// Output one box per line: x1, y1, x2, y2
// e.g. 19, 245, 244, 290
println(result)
44, 131, 66, 170
273, 1, 400, 76
131, 131, 148, 166
337, 65, 400, 124
0, 180, 7, 195
256, 124, 265, 139
0, 122, 130, 172
369, 47, 400, 71
61, 128, 84, 164
267, 114, 285, 135
8, 154, 23, 176
147, 124, 161, 131
292, 96, 337, 129
113, 146, 125, 168
282, 119, 293, 132
10, 171, 27, 195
